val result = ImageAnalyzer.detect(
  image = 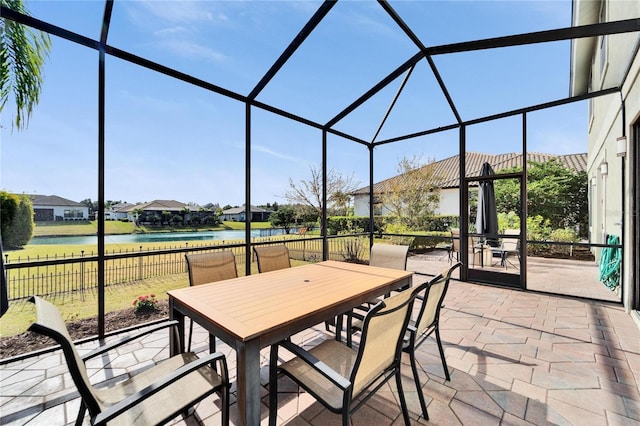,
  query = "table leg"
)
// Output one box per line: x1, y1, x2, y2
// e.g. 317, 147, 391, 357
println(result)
169, 298, 185, 356
236, 339, 261, 426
